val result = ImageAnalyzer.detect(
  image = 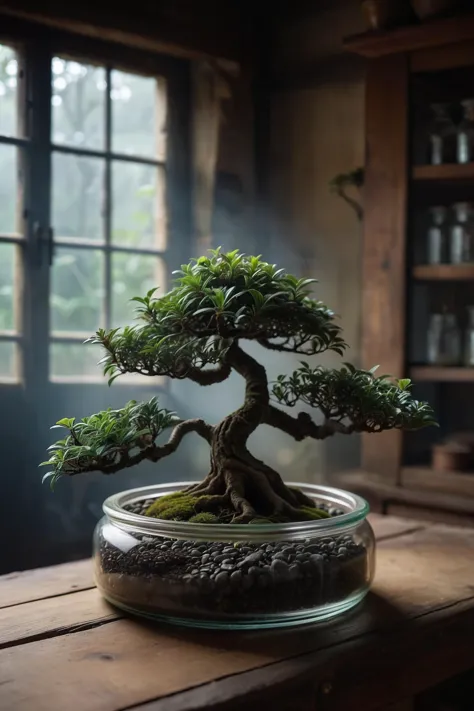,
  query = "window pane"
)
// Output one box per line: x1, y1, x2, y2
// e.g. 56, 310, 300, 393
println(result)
0, 144, 19, 233
112, 253, 165, 326
112, 162, 166, 249
0, 44, 18, 138
0, 341, 16, 379
52, 58, 105, 150
51, 248, 104, 332
112, 71, 166, 159
52, 152, 104, 241
0, 242, 16, 331
50, 342, 102, 379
